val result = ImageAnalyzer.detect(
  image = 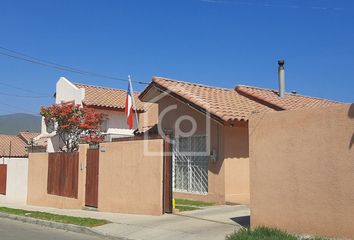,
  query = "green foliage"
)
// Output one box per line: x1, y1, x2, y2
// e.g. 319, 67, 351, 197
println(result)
226, 227, 330, 240
175, 198, 215, 207
0, 207, 109, 227
175, 205, 200, 212
174, 198, 215, 212
41, 102, 104, 152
